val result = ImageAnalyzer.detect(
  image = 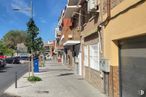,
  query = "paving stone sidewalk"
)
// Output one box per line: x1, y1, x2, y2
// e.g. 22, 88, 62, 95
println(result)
3, 61, 107, 97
